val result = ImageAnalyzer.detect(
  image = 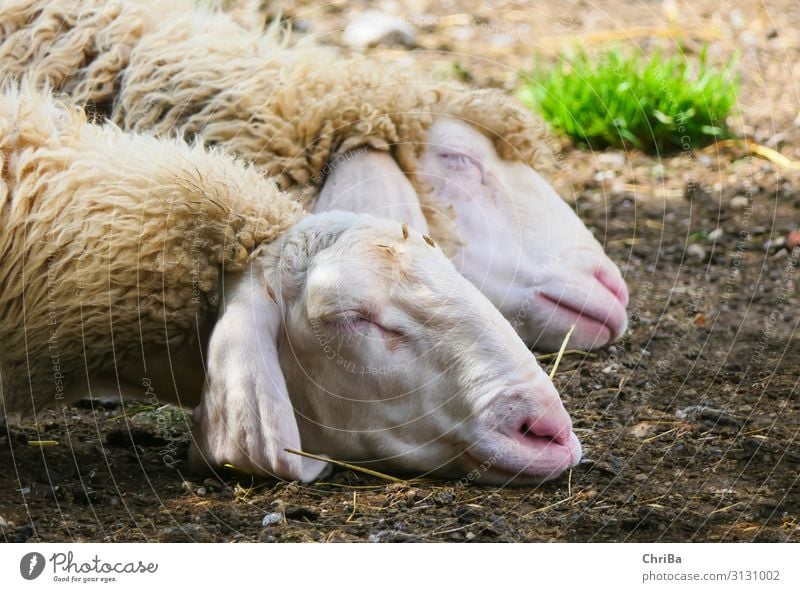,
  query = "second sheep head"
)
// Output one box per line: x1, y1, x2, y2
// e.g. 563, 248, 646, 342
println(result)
315, 118, 629, 353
